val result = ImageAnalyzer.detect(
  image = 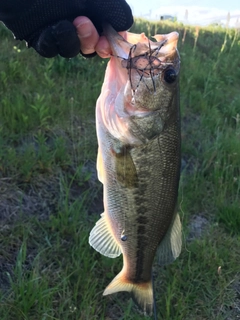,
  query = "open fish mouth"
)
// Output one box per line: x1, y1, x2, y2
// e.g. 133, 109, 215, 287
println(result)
121, 40, 173, 94
103, 24, 180, 97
